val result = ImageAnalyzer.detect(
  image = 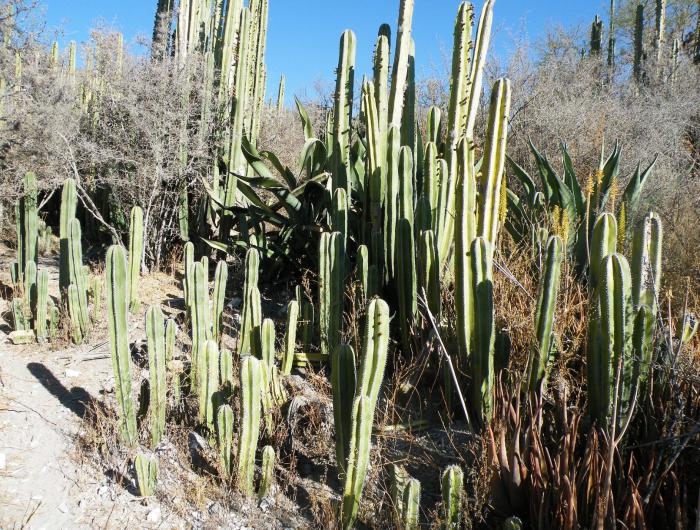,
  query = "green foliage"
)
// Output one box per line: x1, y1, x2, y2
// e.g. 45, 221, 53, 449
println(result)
134, 454, 158, 497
